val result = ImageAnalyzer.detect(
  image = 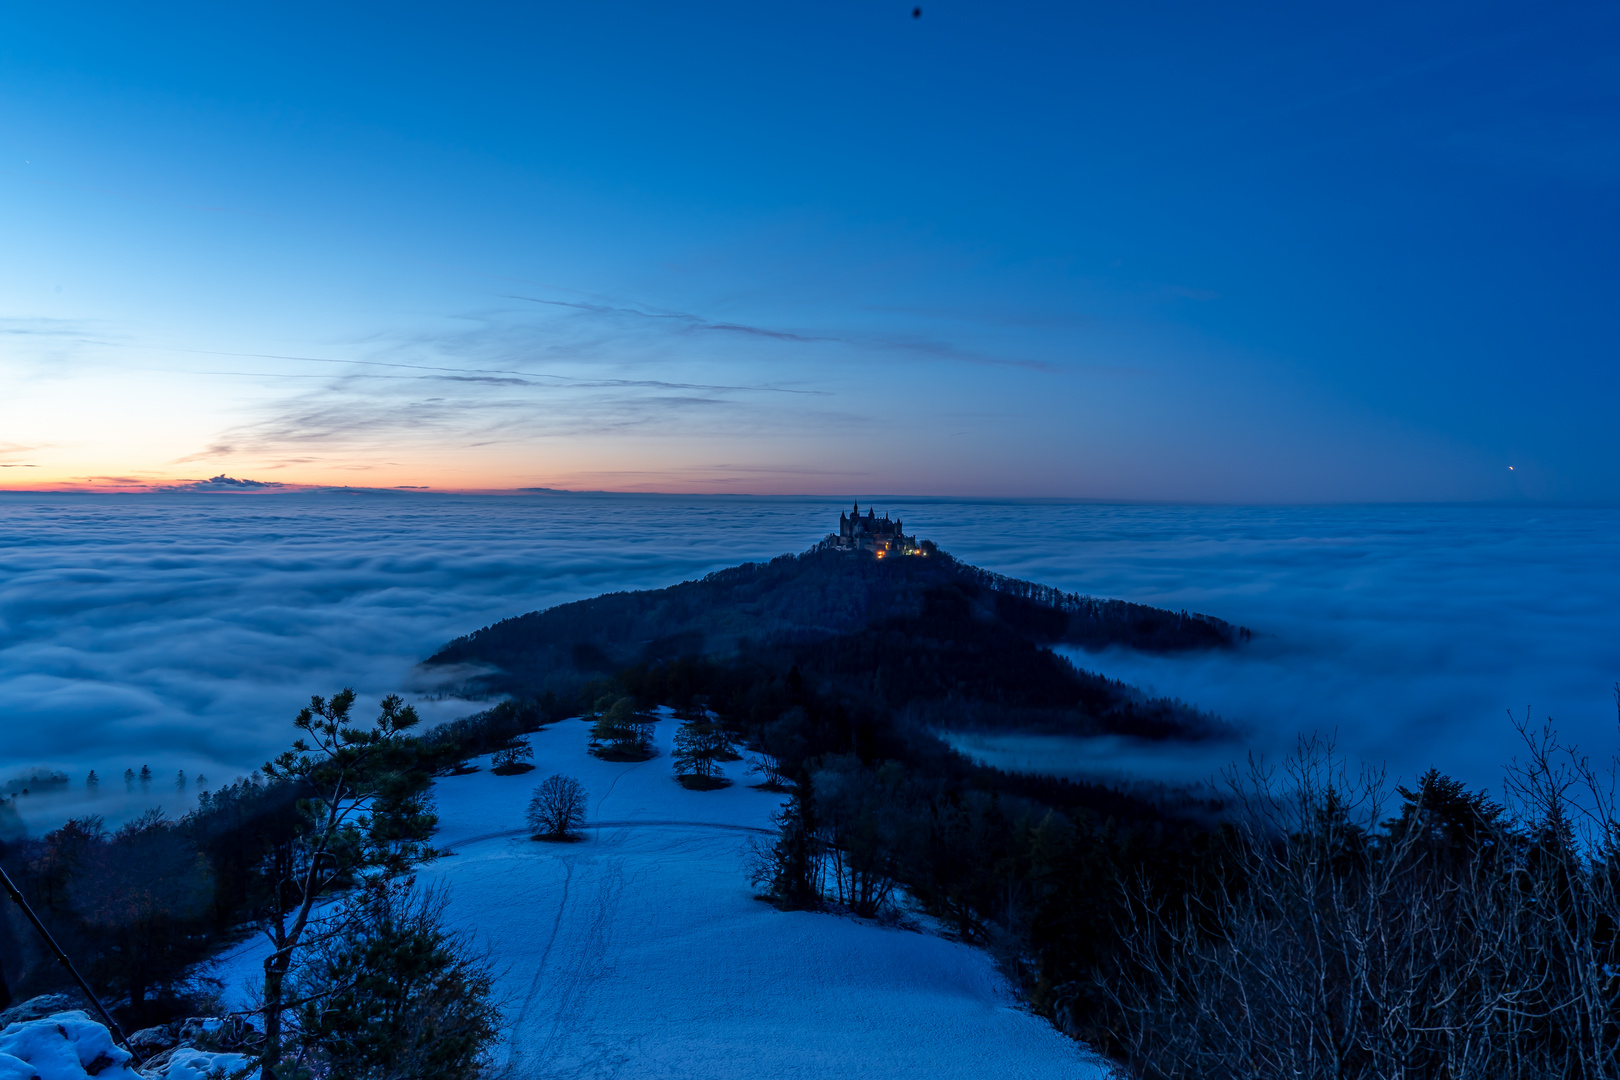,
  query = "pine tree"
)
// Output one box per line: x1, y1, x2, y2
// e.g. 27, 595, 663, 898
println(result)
770, 769, 819, 908
138, 765, 152, 786
256, 689, 437, 1080
293, 882, 500, 1079
123, 768, 135, 788
85, 770, 99, 789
